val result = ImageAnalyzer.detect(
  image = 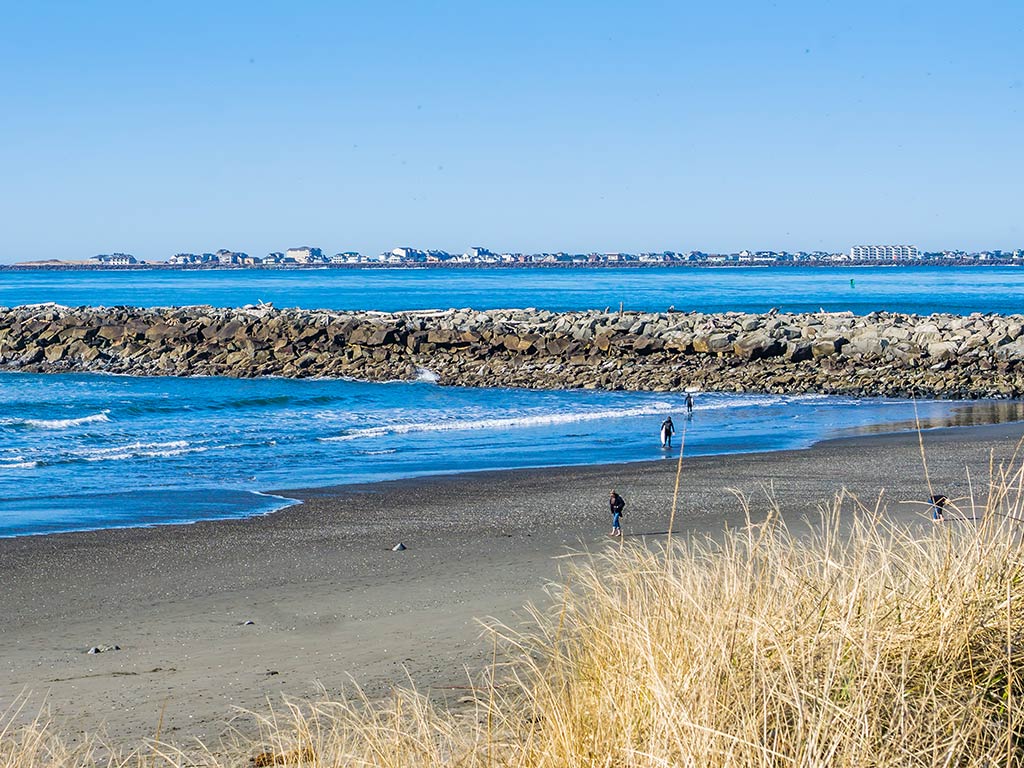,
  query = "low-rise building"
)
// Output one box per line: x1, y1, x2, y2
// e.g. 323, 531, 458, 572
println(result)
464, 246, 494, 260
330, 252, 362, 264
215, 249, 248, 265
849, 244, 919, 260
391, 247, 421, 260
89, 253, 138, 265
286, 246, 325, 264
